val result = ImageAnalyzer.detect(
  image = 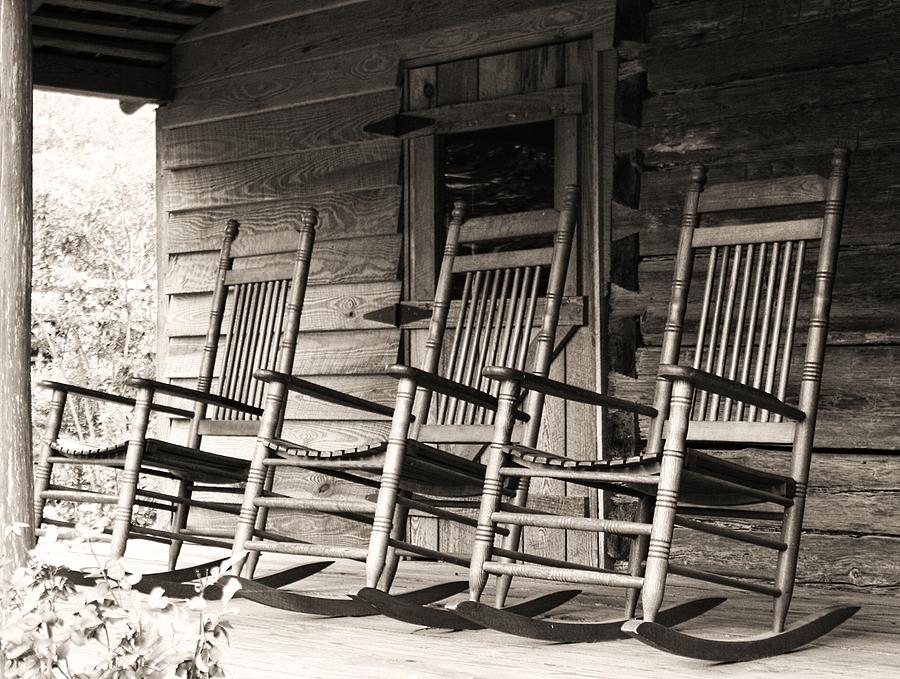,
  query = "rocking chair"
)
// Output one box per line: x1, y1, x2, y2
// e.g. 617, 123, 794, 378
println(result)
34, 210, 321, 582
225, 187, 584, 620
454, 148, 858, 661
